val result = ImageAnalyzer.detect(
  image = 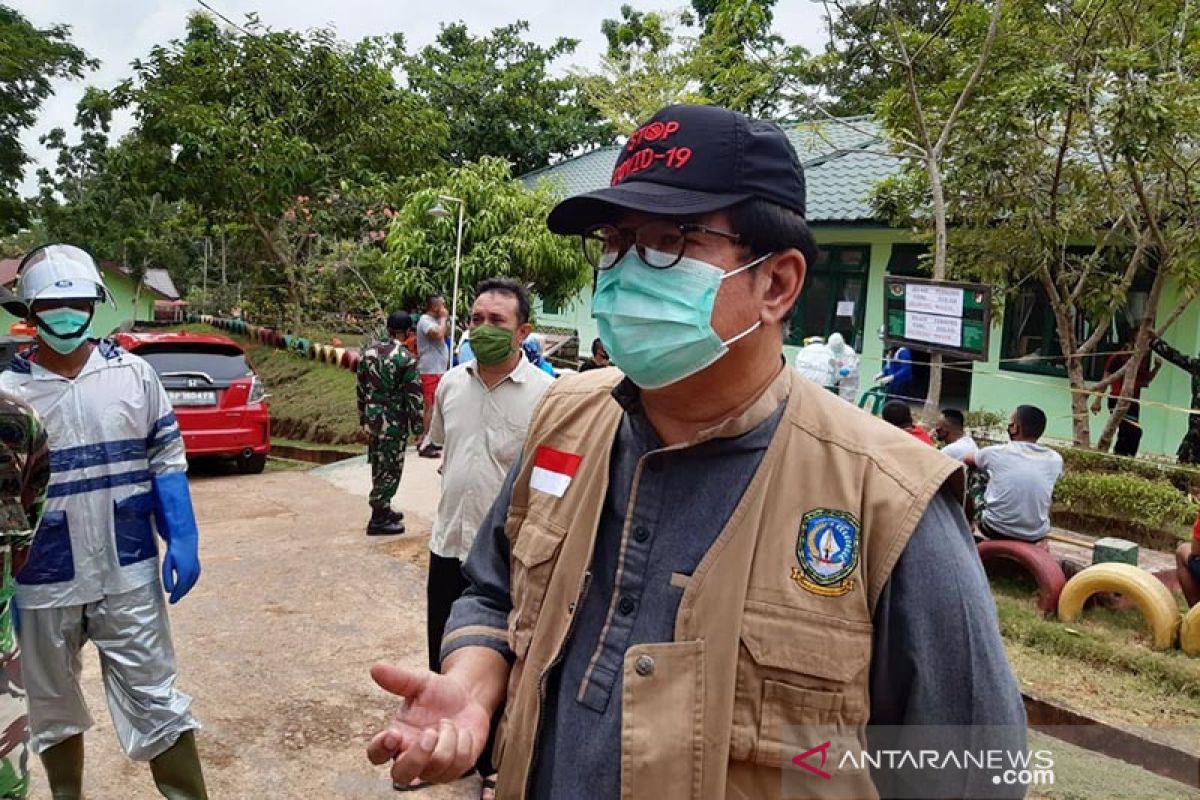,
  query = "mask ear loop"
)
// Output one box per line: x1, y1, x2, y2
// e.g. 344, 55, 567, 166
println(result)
717, 251, 773, 347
